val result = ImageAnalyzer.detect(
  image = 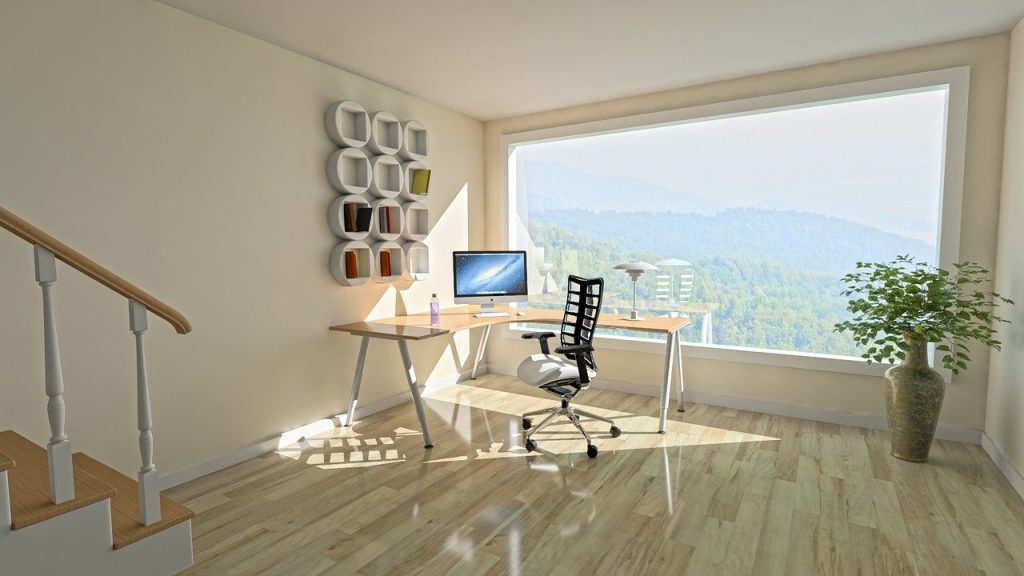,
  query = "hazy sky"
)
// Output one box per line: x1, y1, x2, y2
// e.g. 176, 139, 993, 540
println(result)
516, 88, 947, 242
